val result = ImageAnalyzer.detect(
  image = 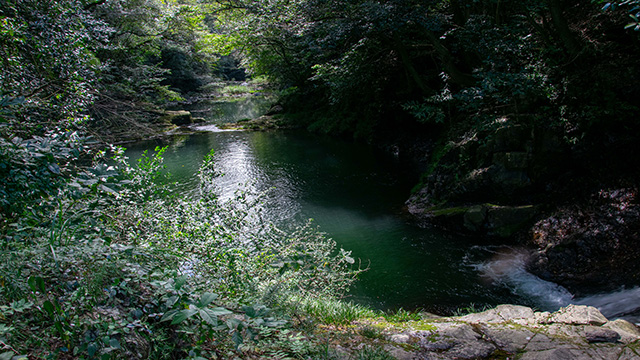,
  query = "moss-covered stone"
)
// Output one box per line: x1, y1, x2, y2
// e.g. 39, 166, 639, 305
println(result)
159, 110, 193, 126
